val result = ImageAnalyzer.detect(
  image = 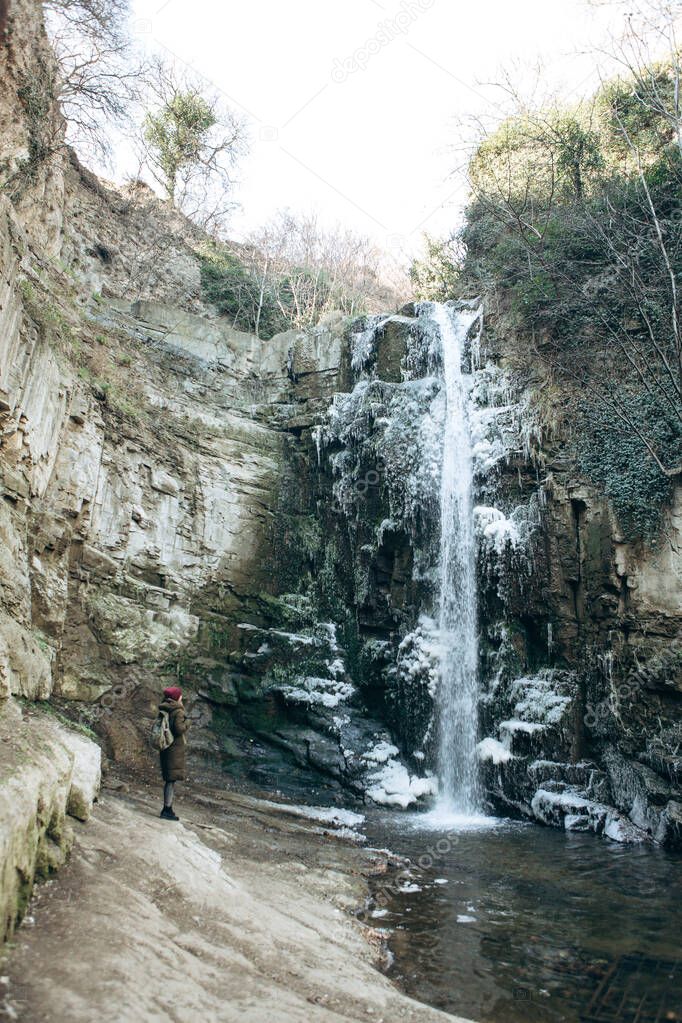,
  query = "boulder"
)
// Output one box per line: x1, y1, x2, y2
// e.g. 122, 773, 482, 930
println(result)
530, 786, 649, 843
656, 800, 682, 849
58, 728, 102, 822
